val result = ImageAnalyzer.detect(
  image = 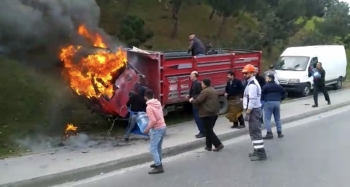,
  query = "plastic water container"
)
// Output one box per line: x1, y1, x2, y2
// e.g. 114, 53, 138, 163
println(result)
136, 112, 149, 133
313, 68, 321, 78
